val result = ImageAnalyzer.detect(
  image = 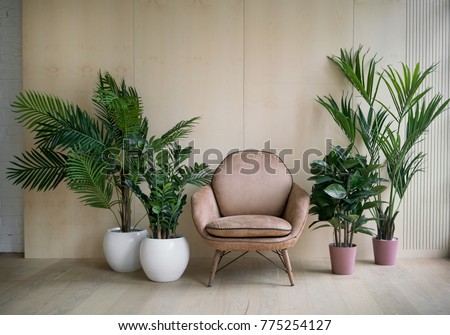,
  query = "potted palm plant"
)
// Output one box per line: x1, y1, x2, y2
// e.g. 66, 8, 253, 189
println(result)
126, 117, 213, 282
309, 145, 385, 274
317, 46, 450, 265
7, 71, 149, 272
